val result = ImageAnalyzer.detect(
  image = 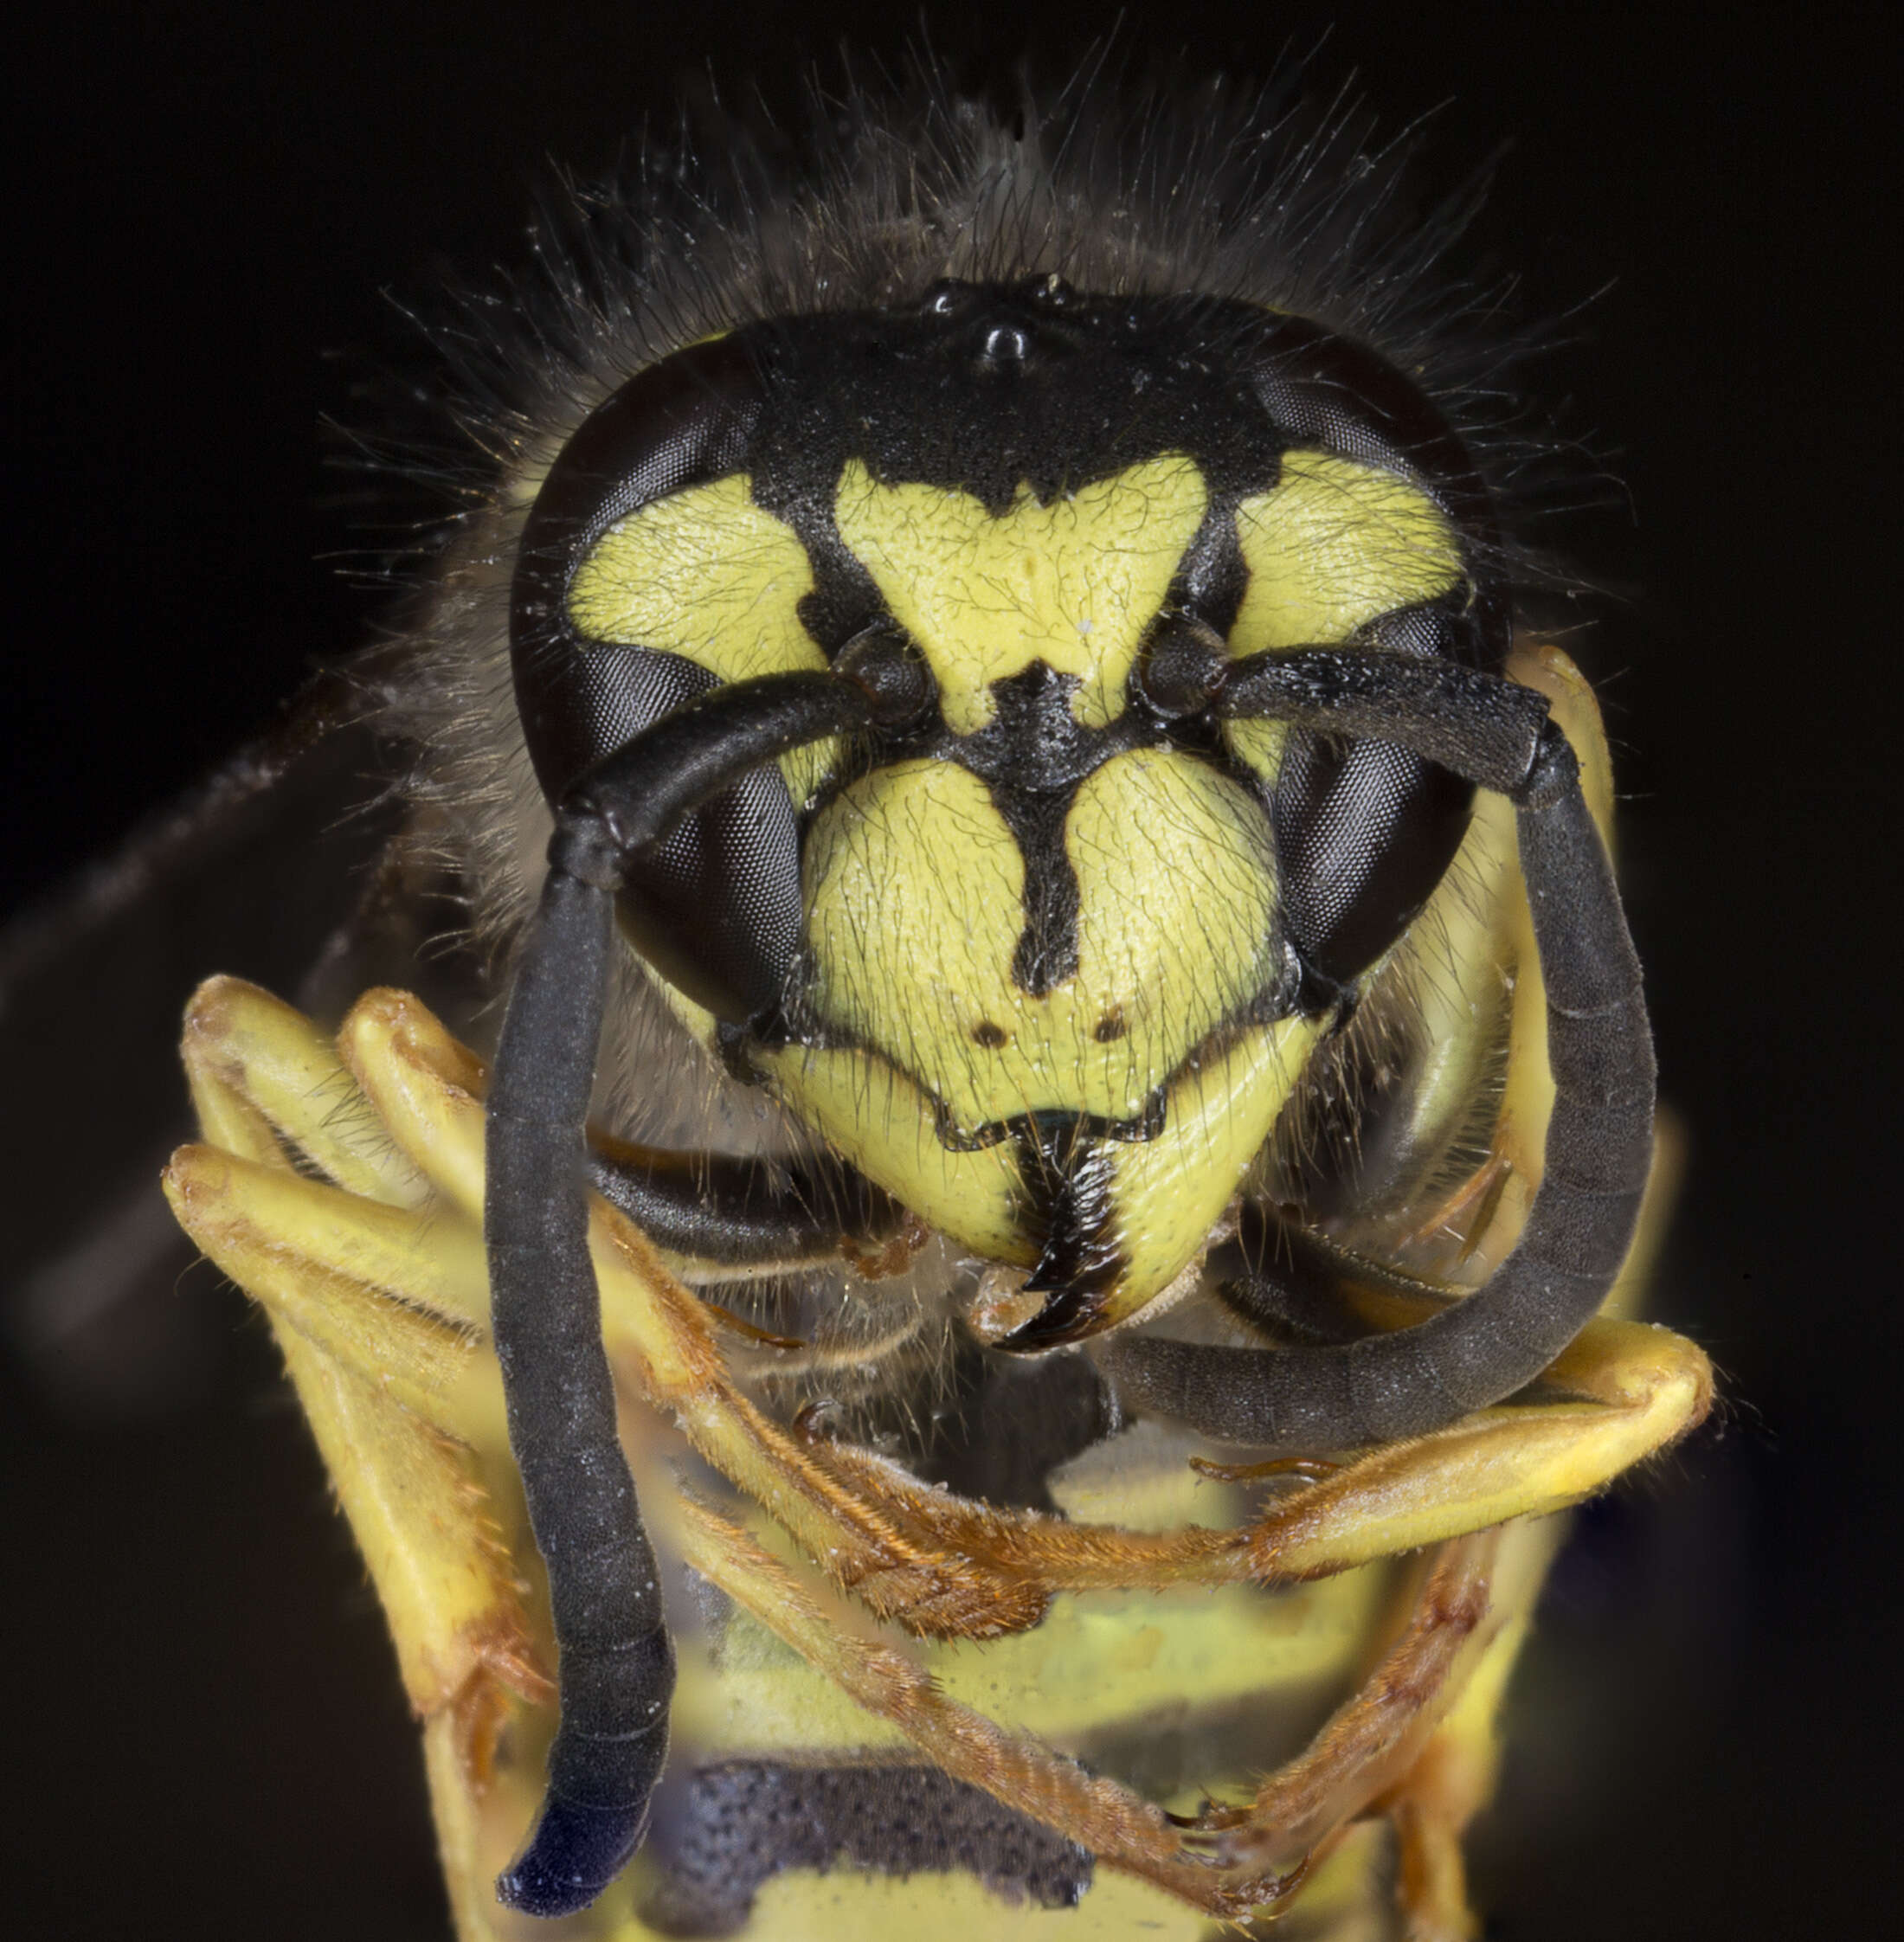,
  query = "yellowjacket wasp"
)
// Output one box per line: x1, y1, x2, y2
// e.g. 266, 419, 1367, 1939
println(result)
9, 42, 1720, 1942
